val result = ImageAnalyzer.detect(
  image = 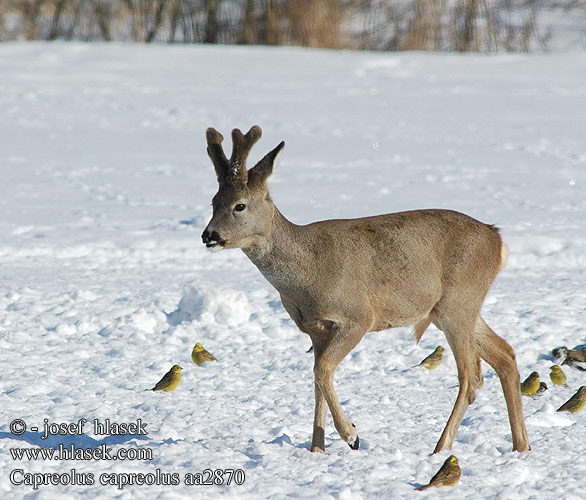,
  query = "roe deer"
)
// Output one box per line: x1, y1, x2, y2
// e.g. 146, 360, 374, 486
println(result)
201, 125, 530, 454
